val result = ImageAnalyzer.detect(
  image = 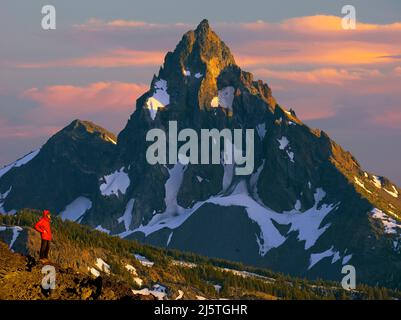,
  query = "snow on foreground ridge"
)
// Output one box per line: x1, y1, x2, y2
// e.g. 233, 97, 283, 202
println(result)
121, 176, 337, 256
134, 253, 154, 267
132, 284, 167, 300
0, 225, 23, 251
